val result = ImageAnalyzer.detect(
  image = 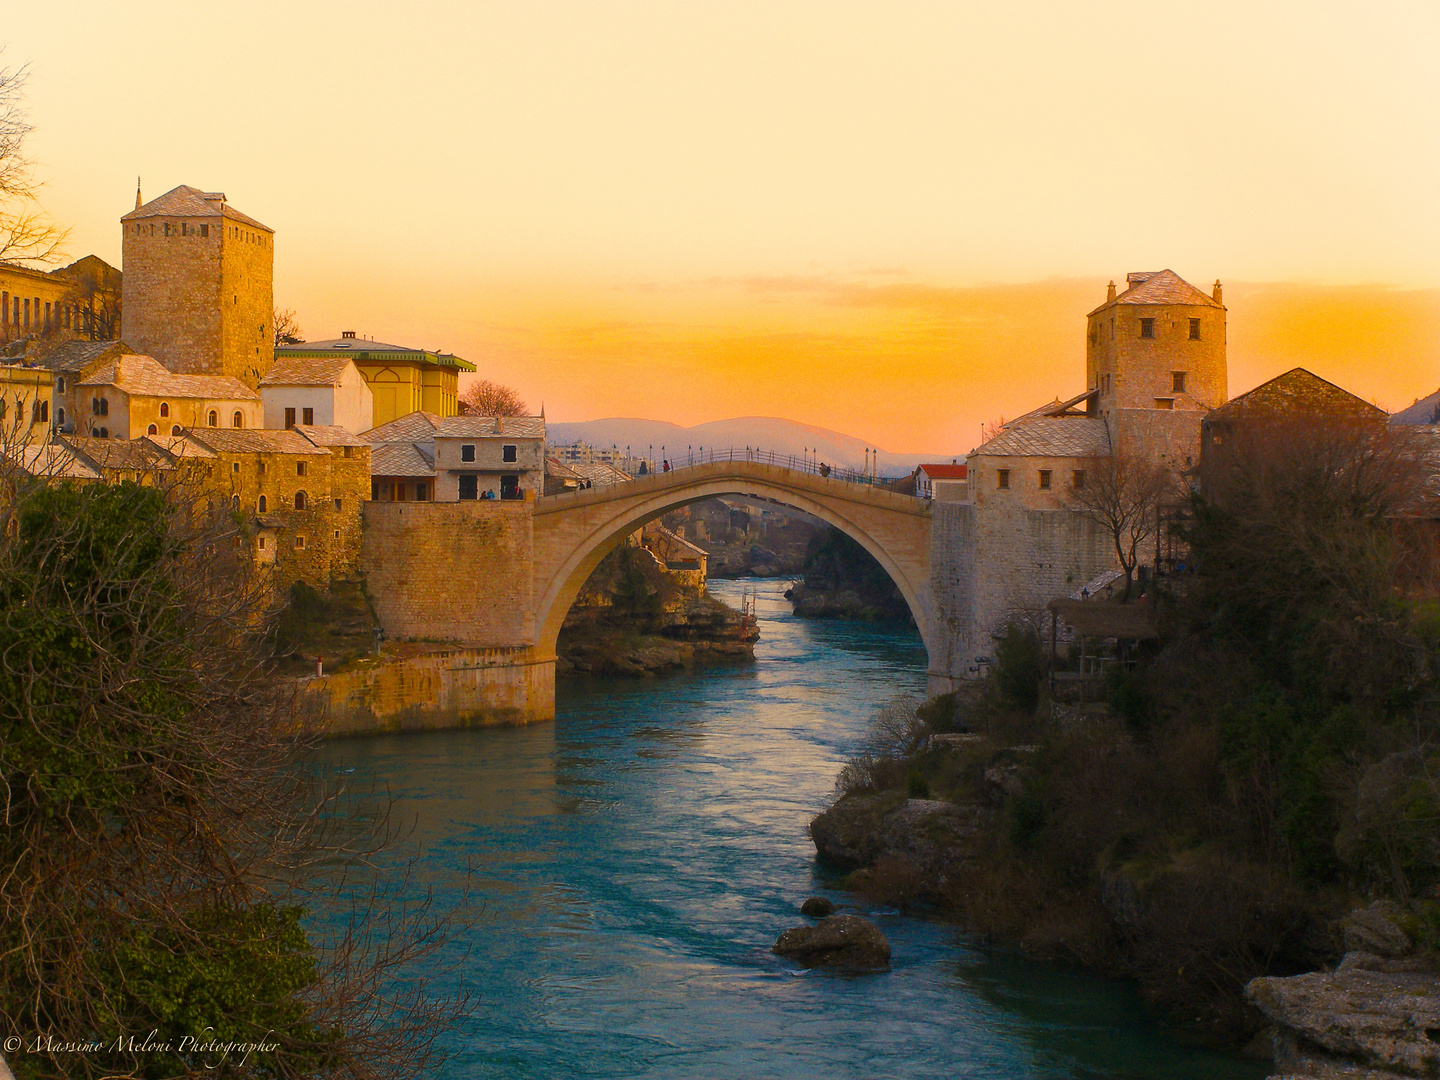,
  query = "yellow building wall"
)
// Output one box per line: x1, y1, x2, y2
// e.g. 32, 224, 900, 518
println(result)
0, 365, 54, 445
